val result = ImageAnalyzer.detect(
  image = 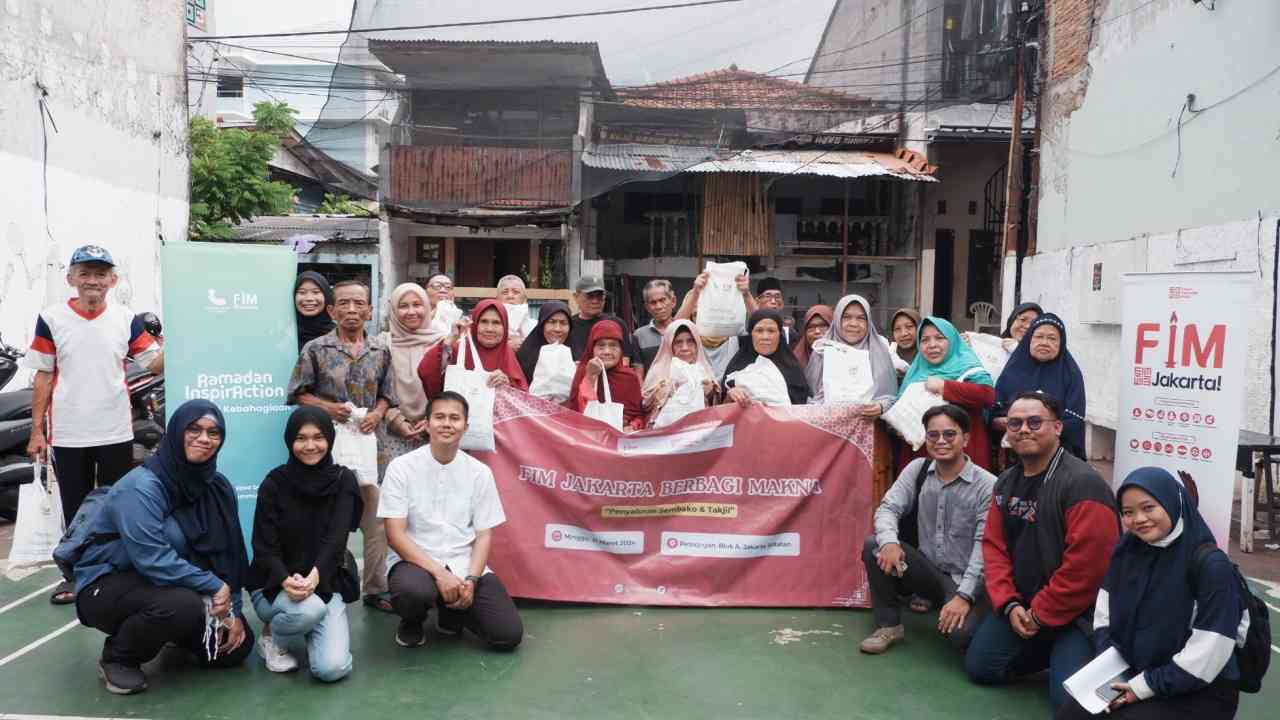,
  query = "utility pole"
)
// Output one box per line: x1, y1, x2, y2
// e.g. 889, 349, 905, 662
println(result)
1001, 27, 1026, 303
